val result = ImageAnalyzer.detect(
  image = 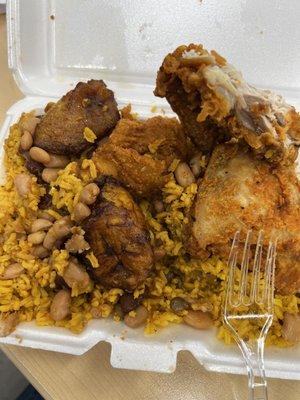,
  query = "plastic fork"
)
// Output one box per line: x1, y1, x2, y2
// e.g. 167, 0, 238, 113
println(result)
223, 230, 277, 400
